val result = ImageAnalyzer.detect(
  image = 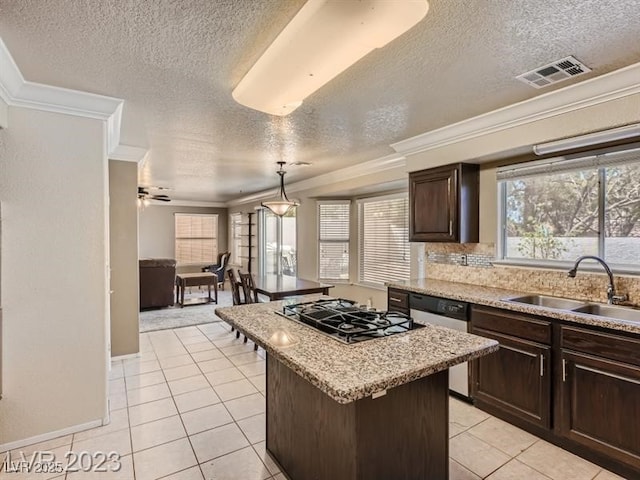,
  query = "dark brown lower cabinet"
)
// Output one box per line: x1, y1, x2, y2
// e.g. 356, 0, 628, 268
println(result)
558, 329, 640, 473
471, 306, 552, 431
472, 328, 551, 429
470, 305, 640, 478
